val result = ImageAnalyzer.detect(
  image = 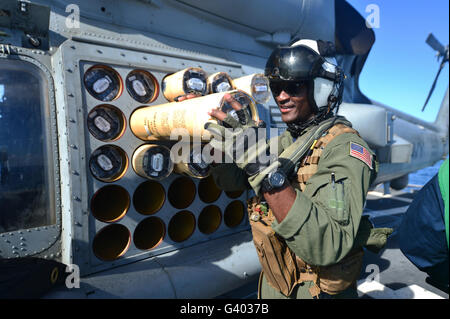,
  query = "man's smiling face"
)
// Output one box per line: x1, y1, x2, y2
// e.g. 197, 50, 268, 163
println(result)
270, 81, 315, 124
